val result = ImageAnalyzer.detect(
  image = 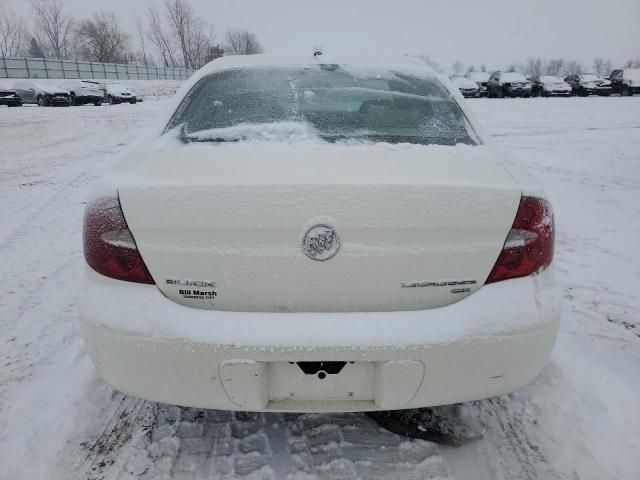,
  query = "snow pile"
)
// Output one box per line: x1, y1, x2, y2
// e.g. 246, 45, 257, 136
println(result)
185, 121, 322, 144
